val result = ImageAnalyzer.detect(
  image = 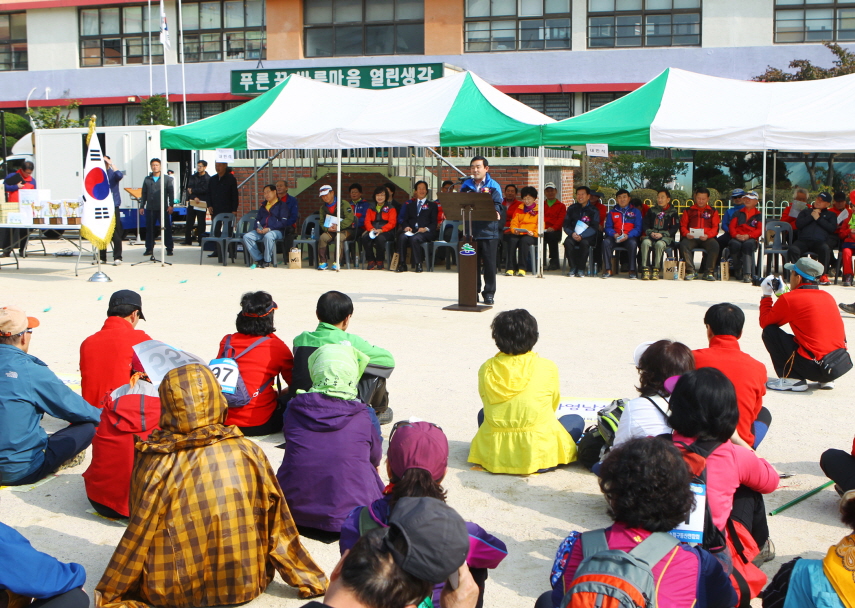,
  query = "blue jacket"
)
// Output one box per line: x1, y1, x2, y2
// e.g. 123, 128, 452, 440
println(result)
107, 168, 124, 207
460, 173, 504, 240
0, 344, 101, 483
0, 522, 86, 598
721, 204, 744, 233
605, 204, 643, 239
256, 195, 298, 232
783, 558, 844, 608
